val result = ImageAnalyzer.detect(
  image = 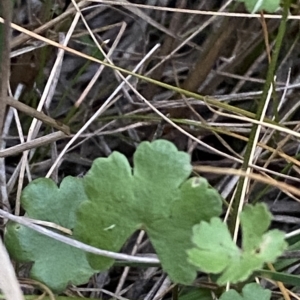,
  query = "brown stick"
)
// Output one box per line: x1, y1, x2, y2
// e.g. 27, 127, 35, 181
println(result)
0, 0, 11, 137
181, 17, 237, 93
0, 131, 67, 157
6, 97, 70, 135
